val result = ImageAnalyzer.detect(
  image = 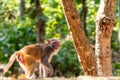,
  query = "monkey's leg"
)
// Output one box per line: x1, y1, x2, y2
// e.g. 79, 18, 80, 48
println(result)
42, 64, 50, 78
4, 51, 19, 74
41, 59, 53, 77
25, 62, 37, 79
39, 62, 47, 78
39, 62, 43, 78
19, 62, 26, 72
43, 65, 46, 78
